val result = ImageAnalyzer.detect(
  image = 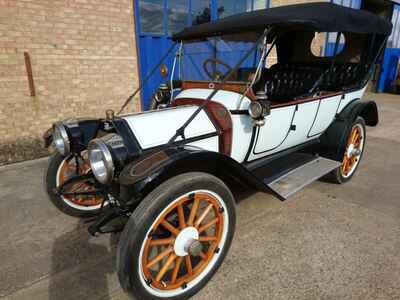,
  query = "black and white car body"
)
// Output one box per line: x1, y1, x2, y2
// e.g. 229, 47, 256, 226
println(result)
44, 3, 392, 300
